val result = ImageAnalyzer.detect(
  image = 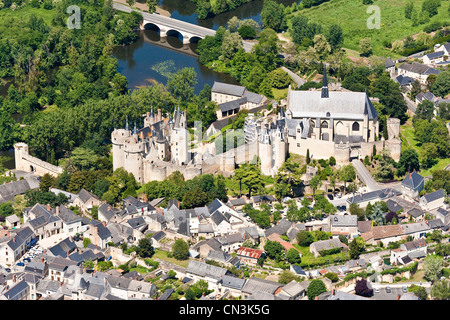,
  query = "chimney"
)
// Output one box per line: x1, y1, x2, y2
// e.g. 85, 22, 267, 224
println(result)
41, 257, 44, 263
143, 193, 148, 203
12, 237, 15, 242
396, 294, 401, 300
157, 109, 161, 121
331, 289, 335, 295
147, 111, 150, 117
13, 274, 16, 283
56, 206, 60, 215
47, 204, 51, 211
102, 221, 106, 227
314, 296, 319, 300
